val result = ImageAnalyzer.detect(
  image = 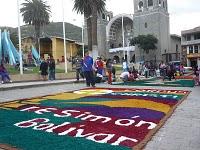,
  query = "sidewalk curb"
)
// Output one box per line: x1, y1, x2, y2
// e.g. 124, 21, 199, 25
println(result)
0, 80, 84, 91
